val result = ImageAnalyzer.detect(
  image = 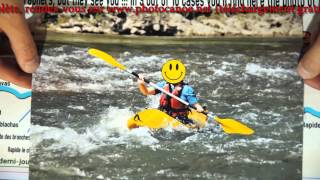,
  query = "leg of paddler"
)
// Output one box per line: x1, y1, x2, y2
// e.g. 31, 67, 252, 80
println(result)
176, 115, 194, 125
